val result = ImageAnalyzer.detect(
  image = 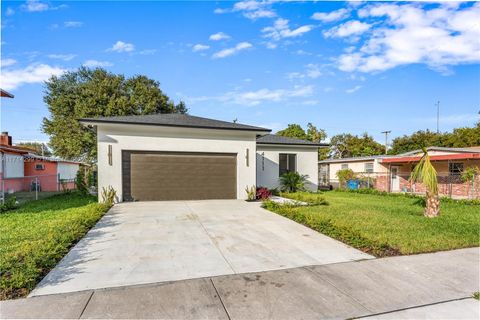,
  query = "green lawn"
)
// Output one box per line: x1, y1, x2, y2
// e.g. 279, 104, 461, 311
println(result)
0, 193, 109, 300
6, 191, 63, 204
264, 191, 480, 257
